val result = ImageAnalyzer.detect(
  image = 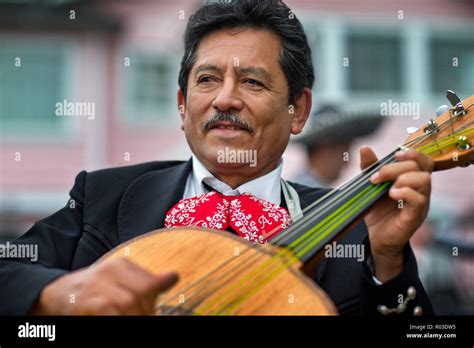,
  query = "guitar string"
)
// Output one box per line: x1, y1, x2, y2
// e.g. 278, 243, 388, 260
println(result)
212, 187, 393, 314
197, 120, 472, 315
158, 152, 395, 314
158, 117, 465, 314
164, 171, 389, 314
157, 127, 443, 314
163, 123, 470, 316
204, 116, 474, 314
197, 181, 390, 314
203, 119, 474, 314
159, 151, 398, 314
157, 124, 445, 314
157, 115, 469, 314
